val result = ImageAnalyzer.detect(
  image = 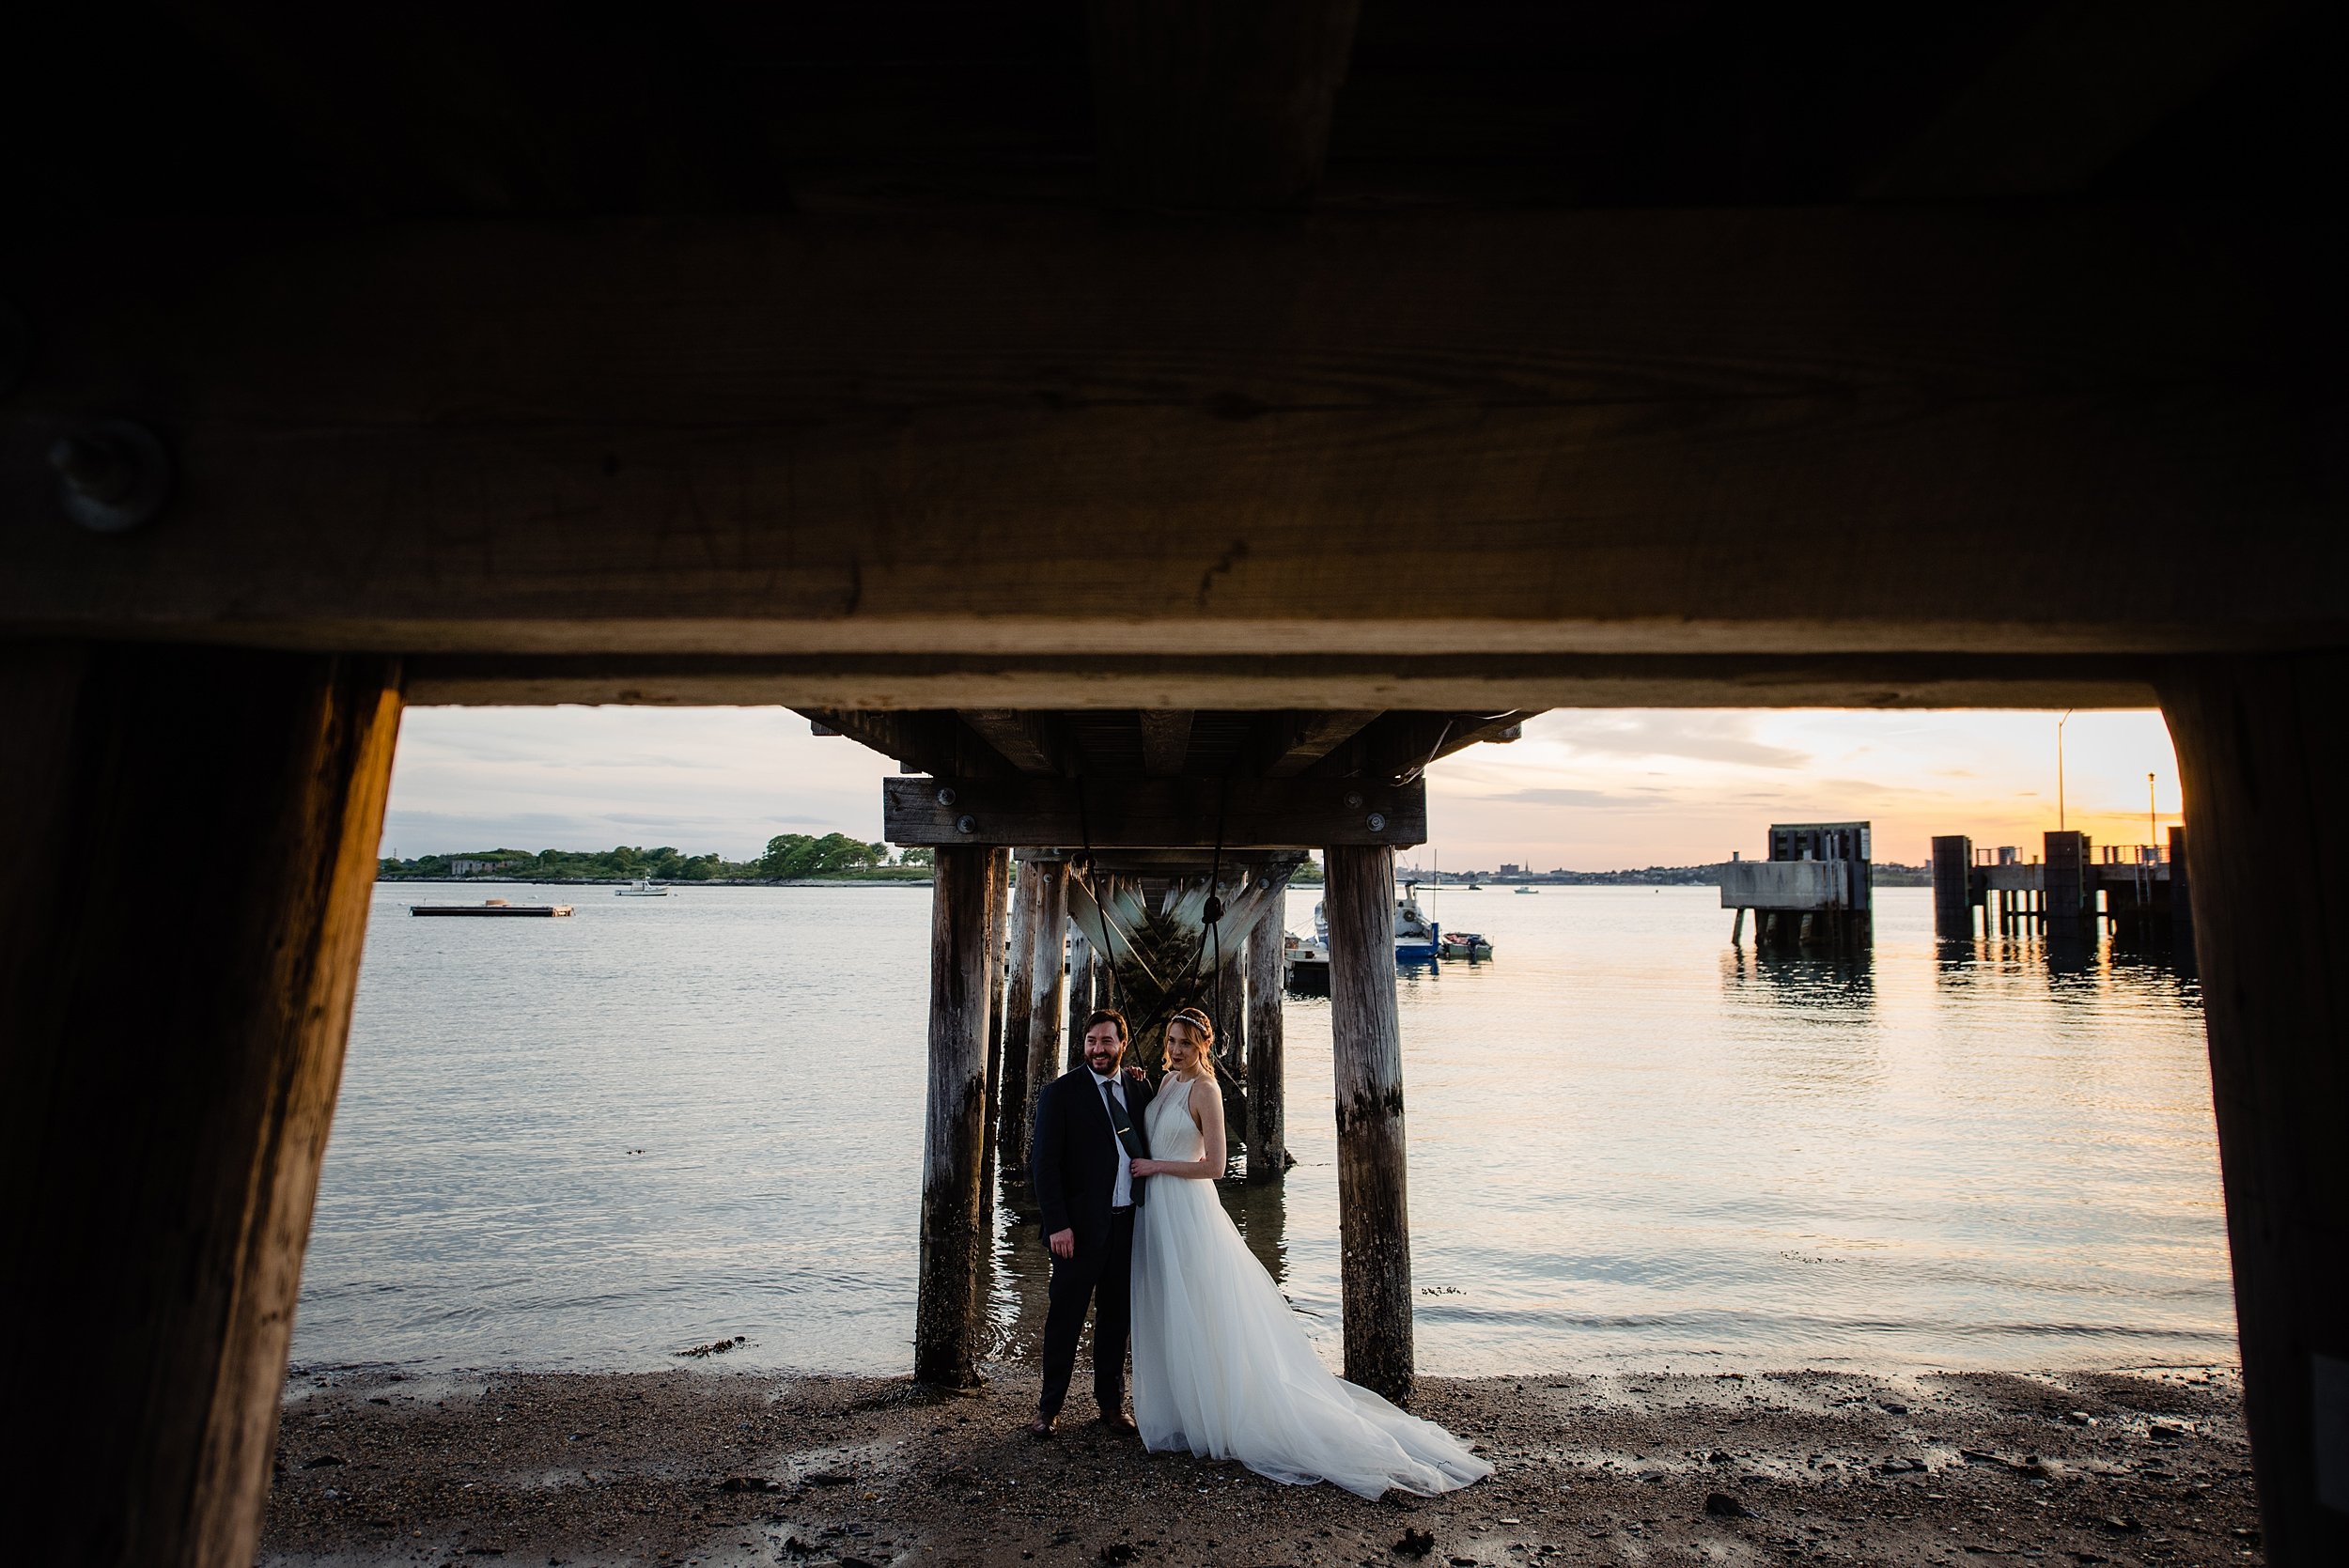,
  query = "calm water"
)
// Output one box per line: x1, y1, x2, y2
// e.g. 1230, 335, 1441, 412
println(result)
293, 883, 2232, 1377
